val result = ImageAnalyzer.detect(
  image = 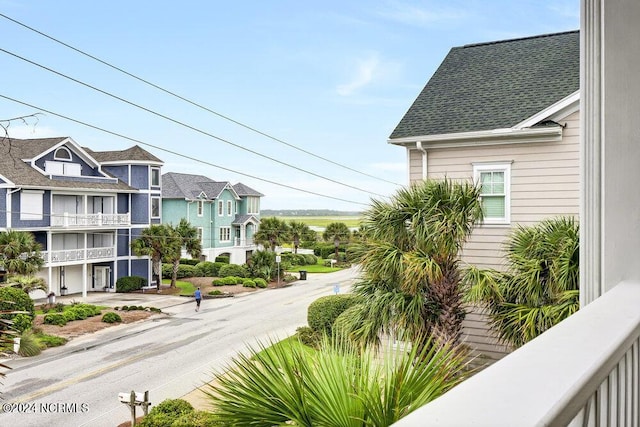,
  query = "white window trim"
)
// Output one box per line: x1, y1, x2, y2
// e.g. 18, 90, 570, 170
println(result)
473, 162, 512, 225
197, 200, 204, 217
150, 167, 161, 187
219, 226, 231, 242
20, 190, 44, 220
54, 147, 72, 160
218, 200, 223, 216
227, 200, 232, 216
197, 227, 204, 245
151, 197, 161, 219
